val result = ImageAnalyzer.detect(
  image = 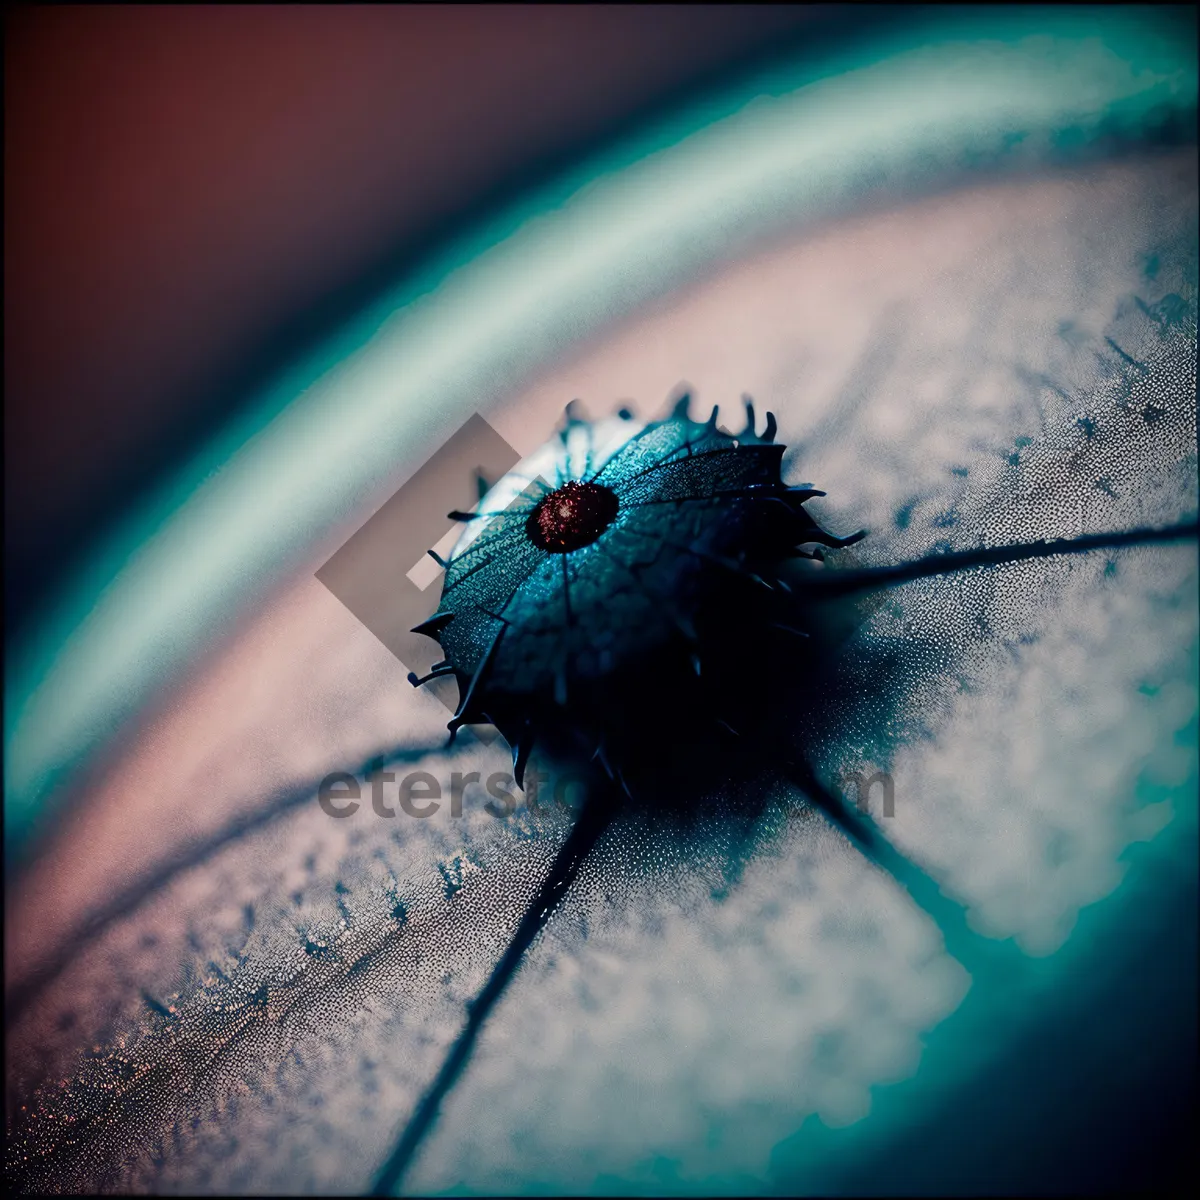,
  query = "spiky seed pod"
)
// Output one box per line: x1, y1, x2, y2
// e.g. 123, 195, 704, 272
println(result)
413, 394, 863, 789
